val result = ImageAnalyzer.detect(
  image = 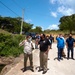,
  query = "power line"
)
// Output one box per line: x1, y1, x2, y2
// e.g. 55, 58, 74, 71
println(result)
12, 0, 22, 9
11, 0, 25, 34
0, 1, 20, 17
9, 0, 50, 19
0, 0, 51, 21
11, 0, 50, 19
